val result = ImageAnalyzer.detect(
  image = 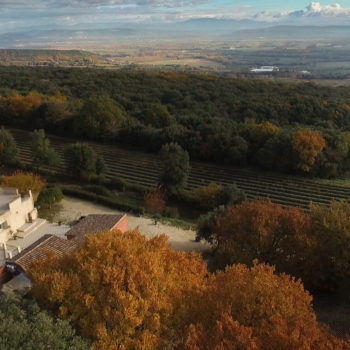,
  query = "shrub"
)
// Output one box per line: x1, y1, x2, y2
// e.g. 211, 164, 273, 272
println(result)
194, 183, 245, 209
216, 184, 246, 206
163, 206, 179, 219
144, 186, 166, 215
37, 186, 63, 208
108, 176, 127, 191
194, 182, 221, 209
83, 185, 111, 197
